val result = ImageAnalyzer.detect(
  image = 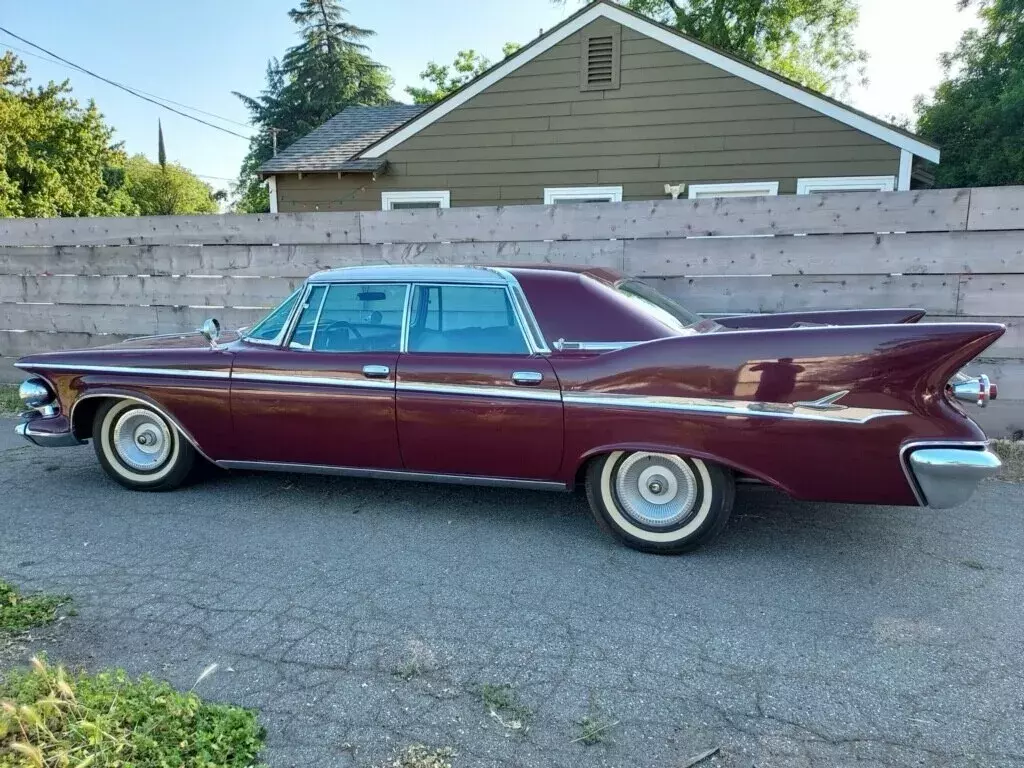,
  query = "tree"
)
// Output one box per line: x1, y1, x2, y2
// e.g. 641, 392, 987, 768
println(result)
406, 43, 522, 104
564, 0, 865, 95
0, 52, 137, 217
233, 0, 394, 212
157, 119, 167, 169
122, 154, 220, 215
914, 0, 1024, 187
